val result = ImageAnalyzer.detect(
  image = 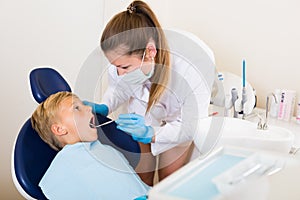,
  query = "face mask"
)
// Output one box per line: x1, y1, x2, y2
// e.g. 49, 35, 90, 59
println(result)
120, 51, 154, 85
